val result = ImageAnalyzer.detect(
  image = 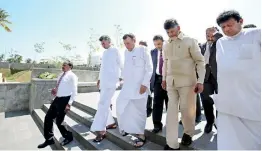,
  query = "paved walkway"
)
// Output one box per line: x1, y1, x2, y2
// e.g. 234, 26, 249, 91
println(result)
0, 110, 52, 150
